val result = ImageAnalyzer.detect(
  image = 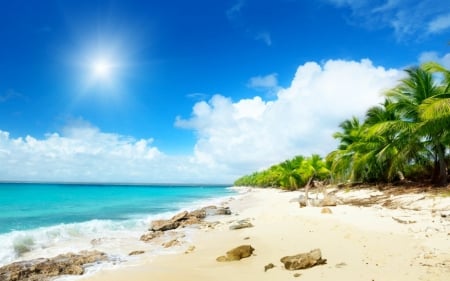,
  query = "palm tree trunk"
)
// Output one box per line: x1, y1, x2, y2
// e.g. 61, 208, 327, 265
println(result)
433, 144, 448, 186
